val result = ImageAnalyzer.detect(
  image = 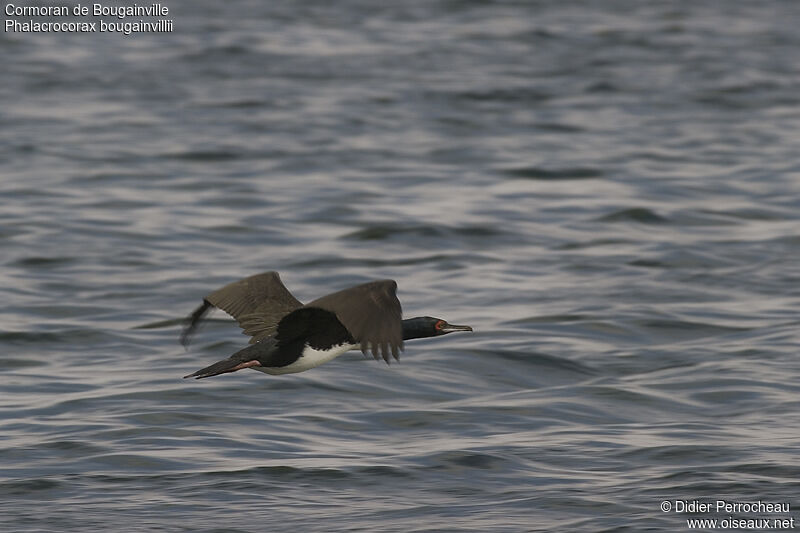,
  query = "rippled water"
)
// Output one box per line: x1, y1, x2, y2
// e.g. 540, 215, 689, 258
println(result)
2, 1, 800, 531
